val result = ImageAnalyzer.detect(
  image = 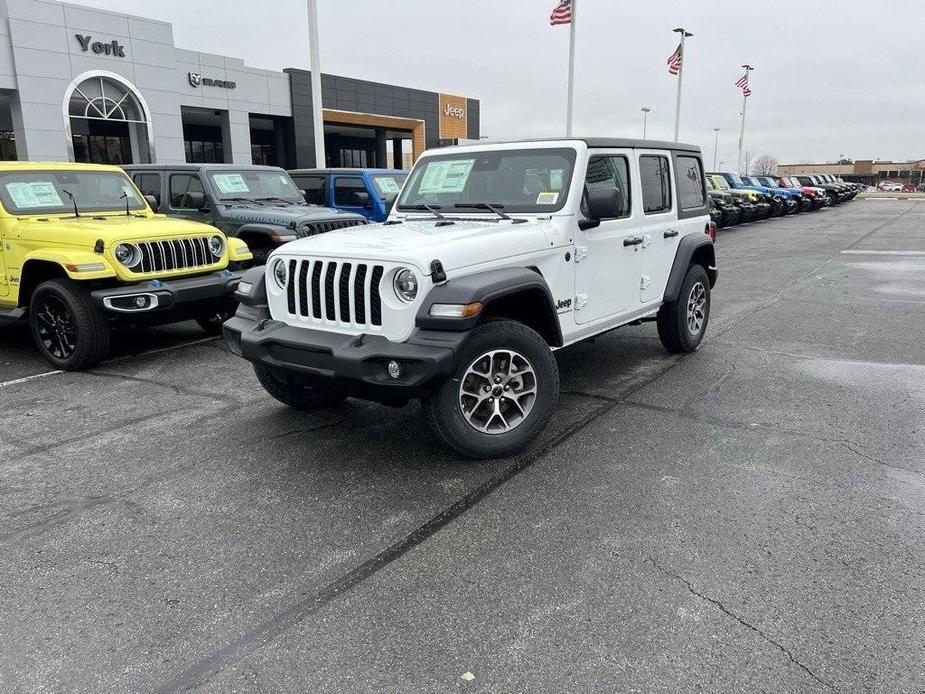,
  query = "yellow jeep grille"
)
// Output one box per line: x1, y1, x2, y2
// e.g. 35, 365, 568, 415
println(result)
131, 237, 218, 273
